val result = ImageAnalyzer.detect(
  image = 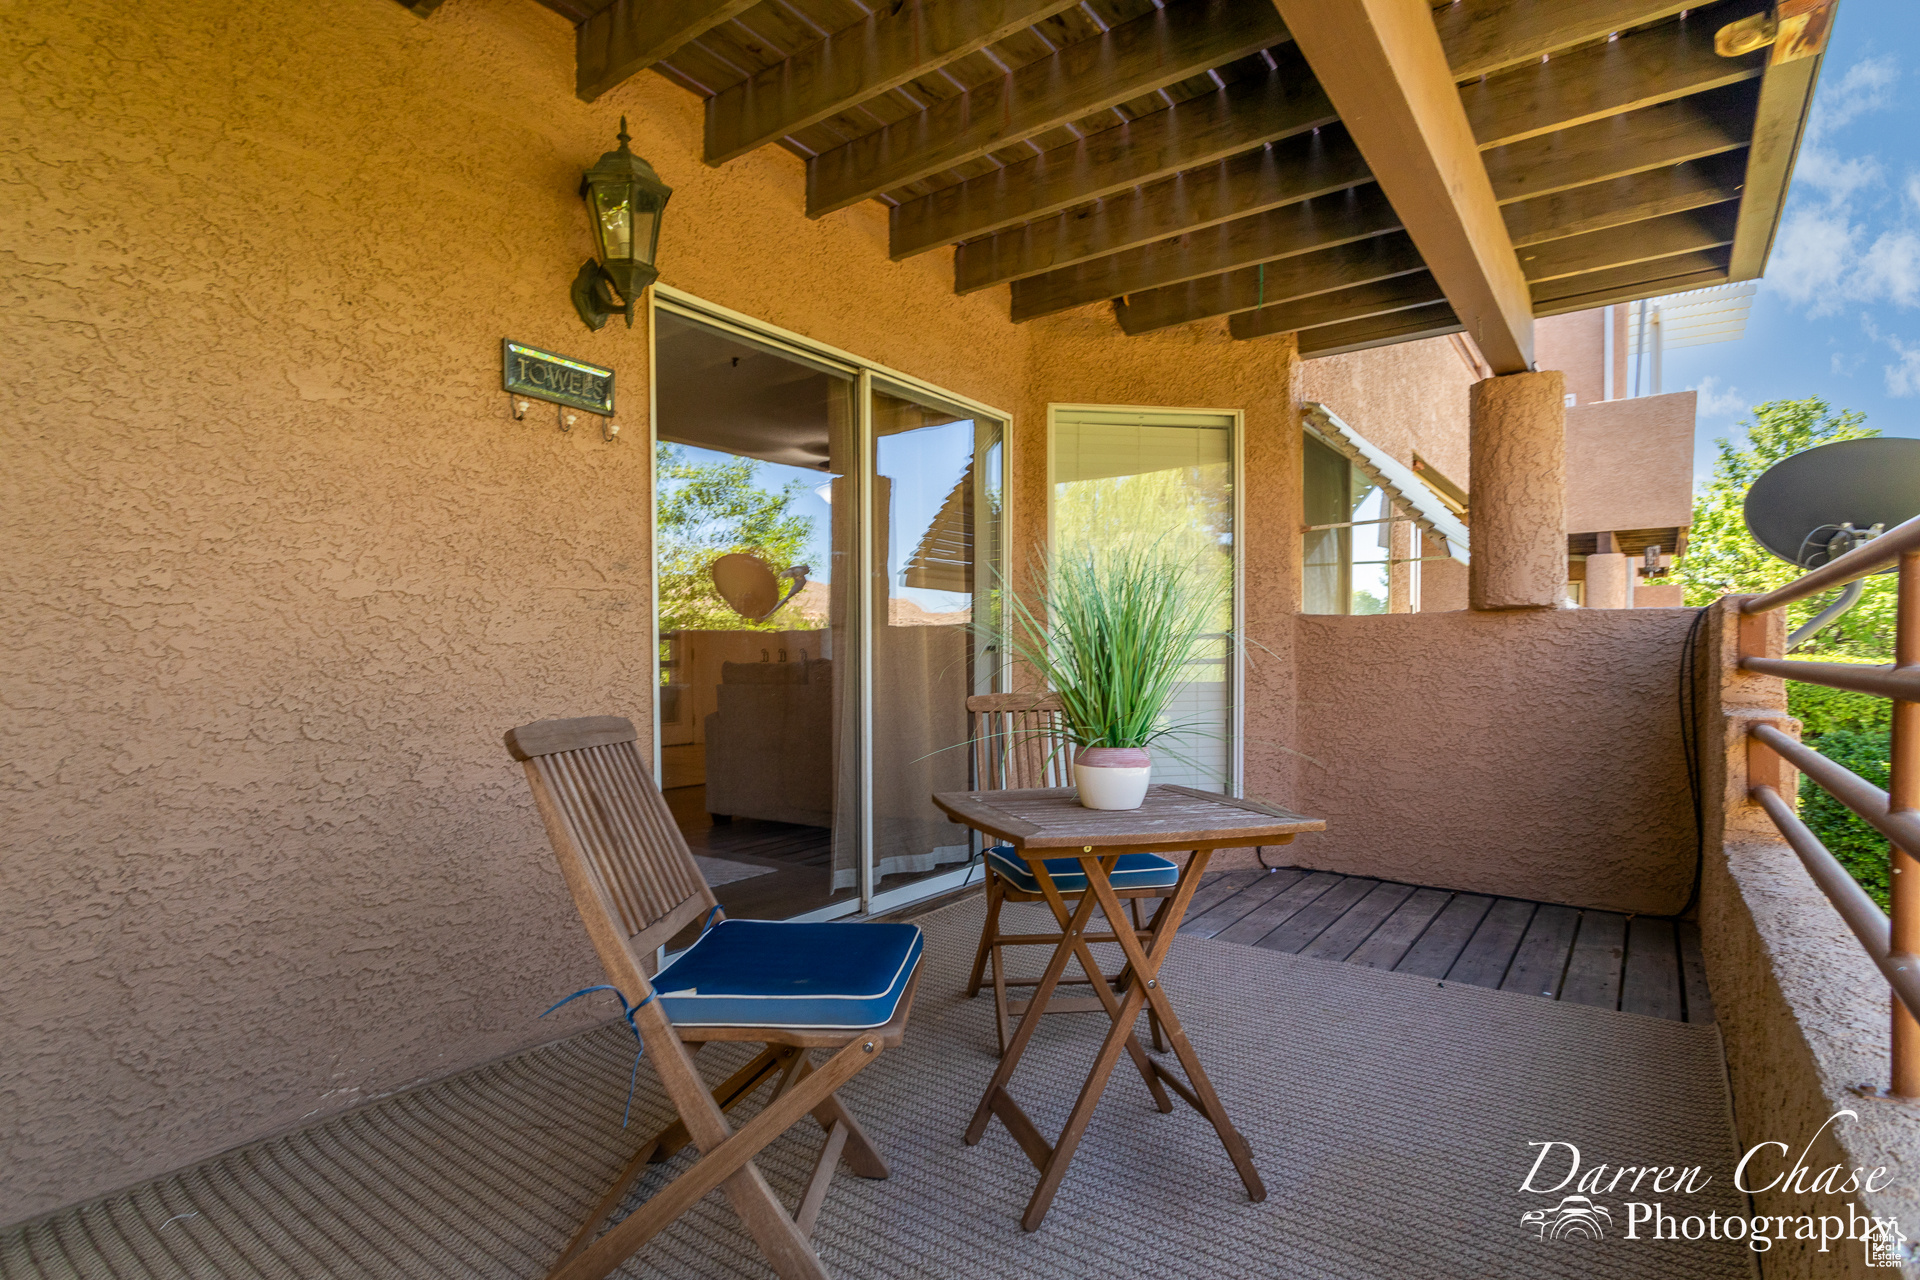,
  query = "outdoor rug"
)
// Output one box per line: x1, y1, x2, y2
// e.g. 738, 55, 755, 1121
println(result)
1, 895, 1754, 1279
